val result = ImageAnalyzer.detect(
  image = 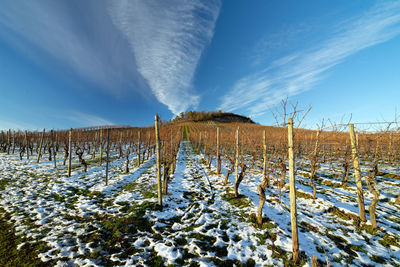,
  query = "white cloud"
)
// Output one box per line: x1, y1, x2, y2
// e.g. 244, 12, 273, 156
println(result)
0, 1, 221, 115
64, 111, 114, 127
109, 0, 221, 115
0, 119, 37, 131
0, 1, 152, 97
220, 1, 400, 117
